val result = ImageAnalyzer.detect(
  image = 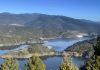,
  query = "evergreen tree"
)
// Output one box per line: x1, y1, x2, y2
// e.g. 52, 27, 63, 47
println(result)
24, 64, 27, 70
59, 56, 79, 70
0, 58, 19, 70
25, 55, 46, 70
85, 37, 100, 70
94, 37, 100, 55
